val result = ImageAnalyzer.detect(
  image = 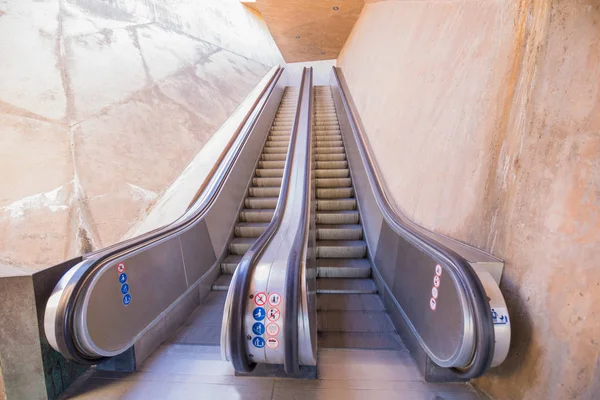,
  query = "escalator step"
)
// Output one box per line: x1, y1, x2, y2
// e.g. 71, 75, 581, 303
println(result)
315, 177, 351, 188
315, 169, 349, 179
315, 147, 345, 154
316, 198, 356, 211
317, 311, 396, 332
252, 177, 282, 187
211, 274, 232, 291
221, 255, 242, 274
255, 169, 284, 177
315, 154, 346, 161
317, 240, 367, 258
258, 160, 285, 169
318, 332, 404, 350
248, 186, 280, 197
317, 294, 382, 311
234, 222, 269, 238
261, 153, 287, 161
316, 187, 353, 199
317, 278, 376, 294
244, 197, 277, 209
229, 237, 256, 255
316, 224, 363, 240
316, 210, 359, 224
